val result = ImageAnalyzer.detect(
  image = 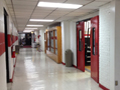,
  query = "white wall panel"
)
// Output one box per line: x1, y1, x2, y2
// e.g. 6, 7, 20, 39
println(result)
61, 21, 70, 63
99, 1, 115, 90
70, 21, 77, 66
39, 30, 45, 51
0, 53, 7, 90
